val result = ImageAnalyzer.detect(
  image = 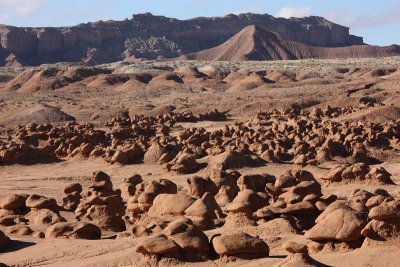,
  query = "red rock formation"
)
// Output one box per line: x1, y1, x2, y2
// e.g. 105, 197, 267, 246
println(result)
0, 13, 363, 66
